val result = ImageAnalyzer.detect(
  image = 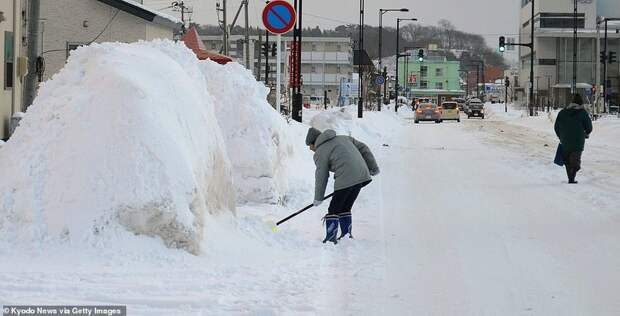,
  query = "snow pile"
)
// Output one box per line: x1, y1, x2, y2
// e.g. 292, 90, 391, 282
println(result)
200, 61, 293, 204
0, 40, 236, 254
308, 106, 402, 146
